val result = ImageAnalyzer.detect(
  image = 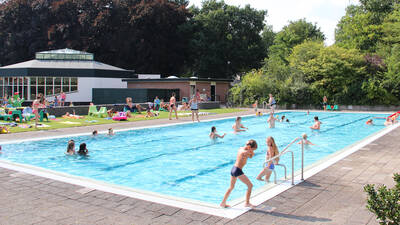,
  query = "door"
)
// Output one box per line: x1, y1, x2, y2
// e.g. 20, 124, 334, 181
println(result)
211, 85, 216, 101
